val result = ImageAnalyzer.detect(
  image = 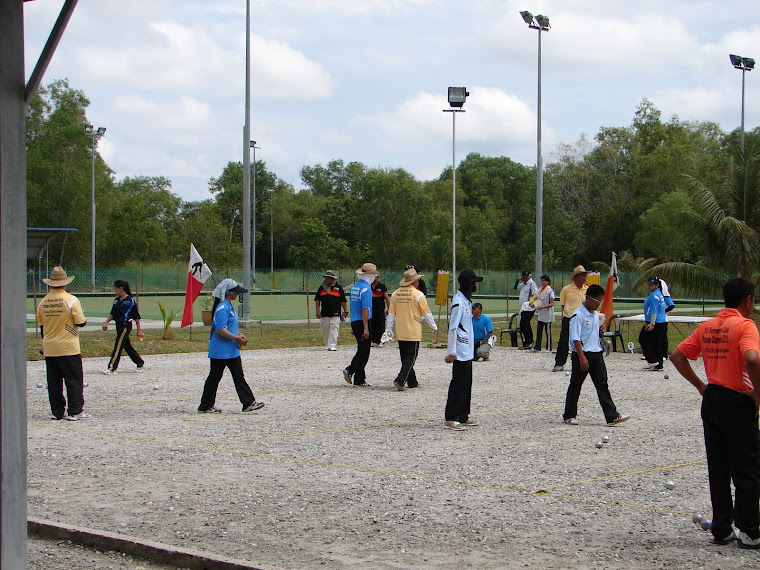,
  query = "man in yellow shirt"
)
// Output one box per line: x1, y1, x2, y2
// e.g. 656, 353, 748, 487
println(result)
553, 265, 589, 372
385, 267, 437, 391
36, 267, 89, 420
